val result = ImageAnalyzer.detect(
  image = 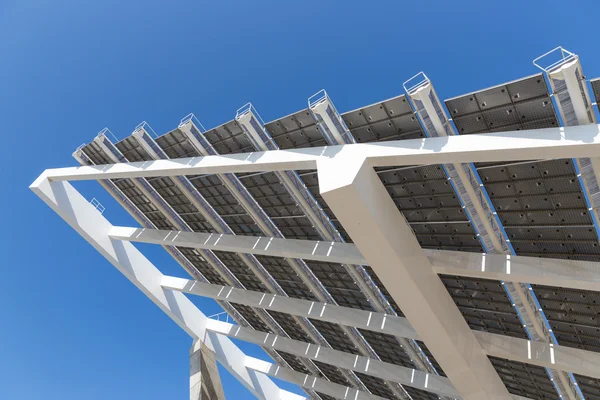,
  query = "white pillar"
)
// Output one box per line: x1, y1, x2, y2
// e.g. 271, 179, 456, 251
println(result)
190, 339, 225, 400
